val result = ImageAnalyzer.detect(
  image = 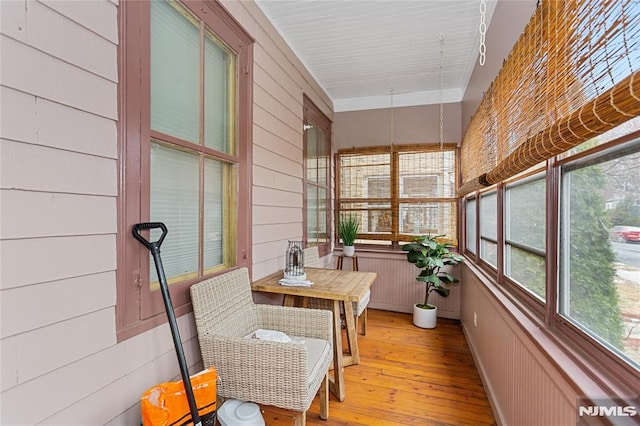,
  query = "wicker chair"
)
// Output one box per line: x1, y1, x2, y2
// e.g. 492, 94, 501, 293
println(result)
190, 267, 332, 425
304, 246, 370, 335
